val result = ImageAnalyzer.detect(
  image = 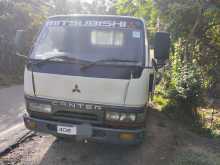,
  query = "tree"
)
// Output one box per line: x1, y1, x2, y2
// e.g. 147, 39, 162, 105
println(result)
0, 0, 48, 74
115, 0, 158, 42
154, 0, 220, 97
50, 0, 116, 15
